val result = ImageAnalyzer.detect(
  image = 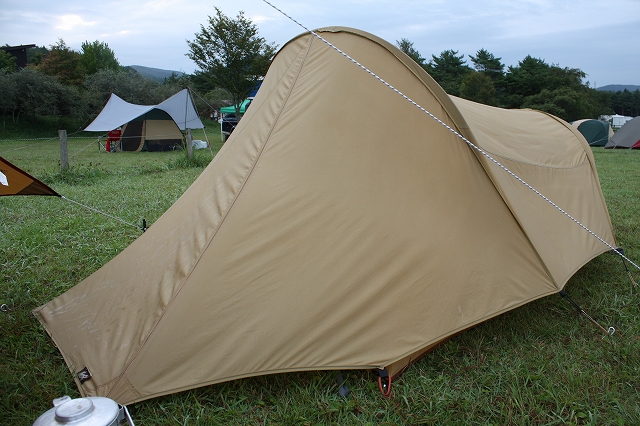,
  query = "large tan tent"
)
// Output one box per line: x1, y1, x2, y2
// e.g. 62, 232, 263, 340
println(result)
35, 27, 616, 405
